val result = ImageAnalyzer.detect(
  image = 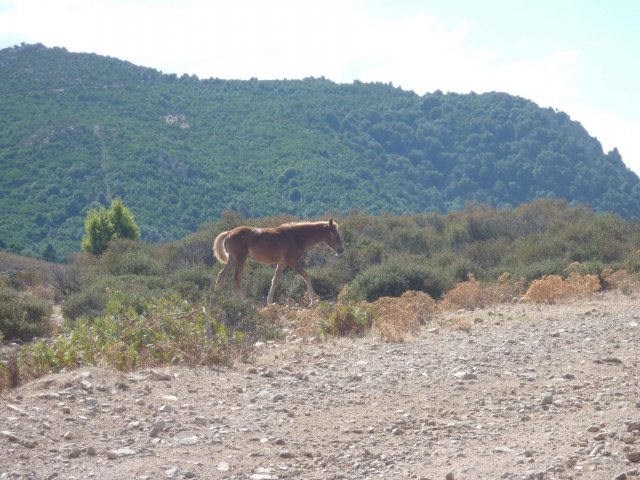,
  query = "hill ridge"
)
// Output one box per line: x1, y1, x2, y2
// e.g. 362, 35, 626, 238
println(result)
1, 43, 639, 258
